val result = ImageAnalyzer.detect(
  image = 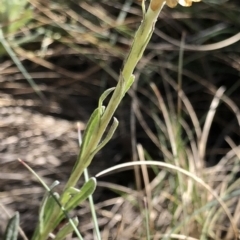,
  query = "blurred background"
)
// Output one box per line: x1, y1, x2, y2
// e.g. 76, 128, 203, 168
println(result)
0, 0, 240, 239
